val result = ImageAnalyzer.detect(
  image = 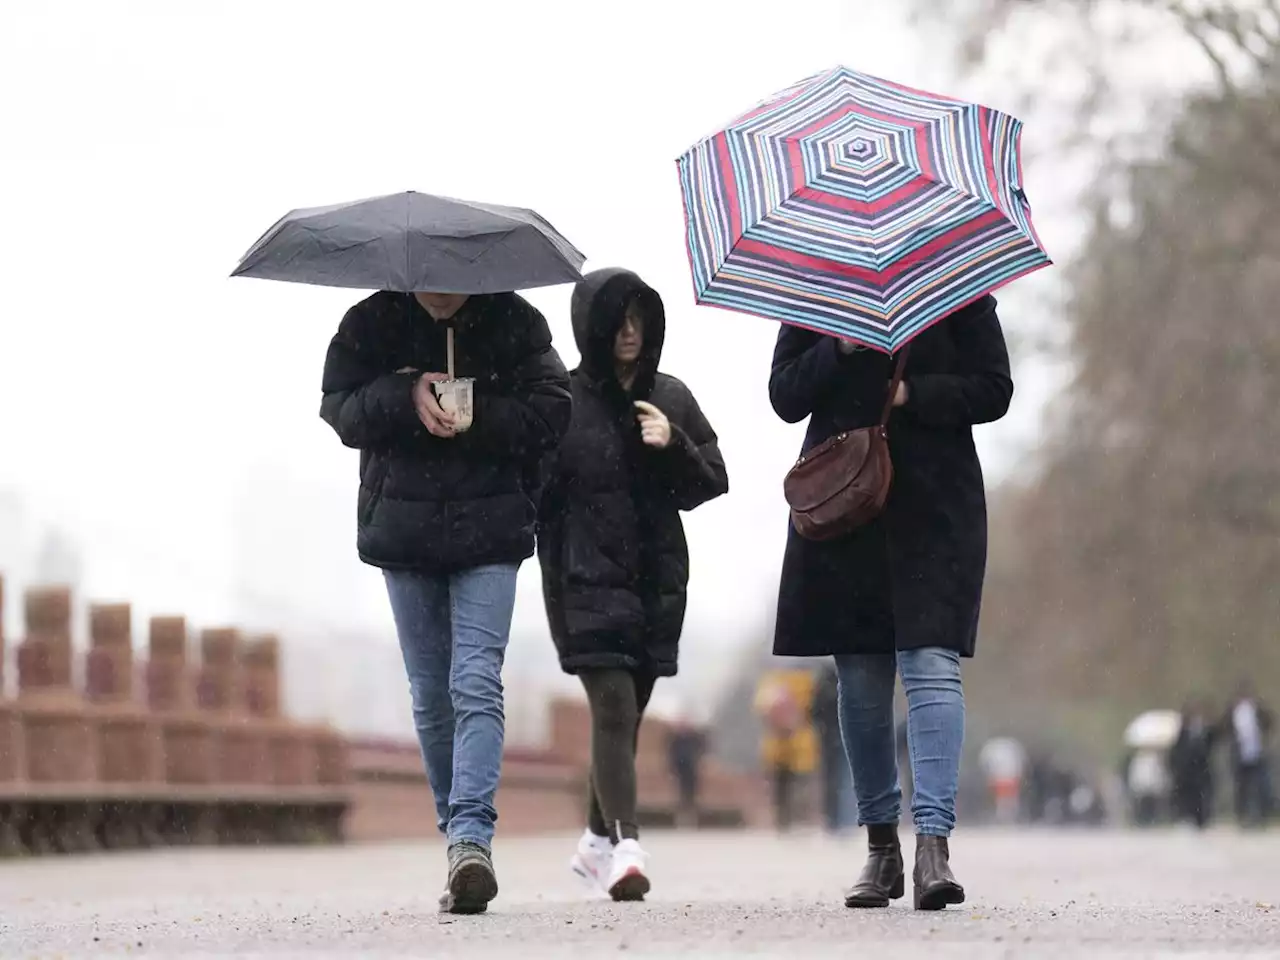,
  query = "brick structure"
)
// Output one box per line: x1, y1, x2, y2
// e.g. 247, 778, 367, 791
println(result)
146, 616, 215, 785
242, 635, 318, 788
18, 586, 75, 692
342, 697, 772, 843
0, 576, 23, 783
18, 586, 96, 783
546, 697, 771, 829
315, 729, 348, 786
86, 603, 133, 702
197, 627, 243, 711
87, 603, 162, 784
344, 739, 591, 842
146, 616, 191, 711
243, 636, 281, 718
198, 629, 269, 785
0, 568, 351, 855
